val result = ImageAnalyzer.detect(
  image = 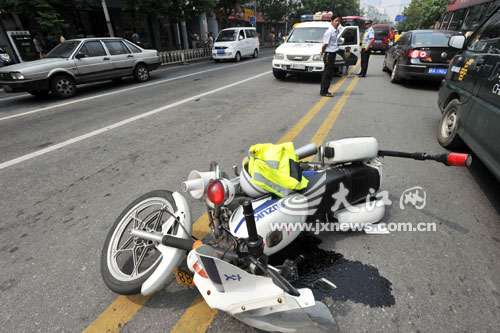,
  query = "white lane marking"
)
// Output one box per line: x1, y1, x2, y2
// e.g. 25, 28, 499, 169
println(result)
0, 56, 272, 122
0, 94, 31, 102
0, 71, 271, 170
